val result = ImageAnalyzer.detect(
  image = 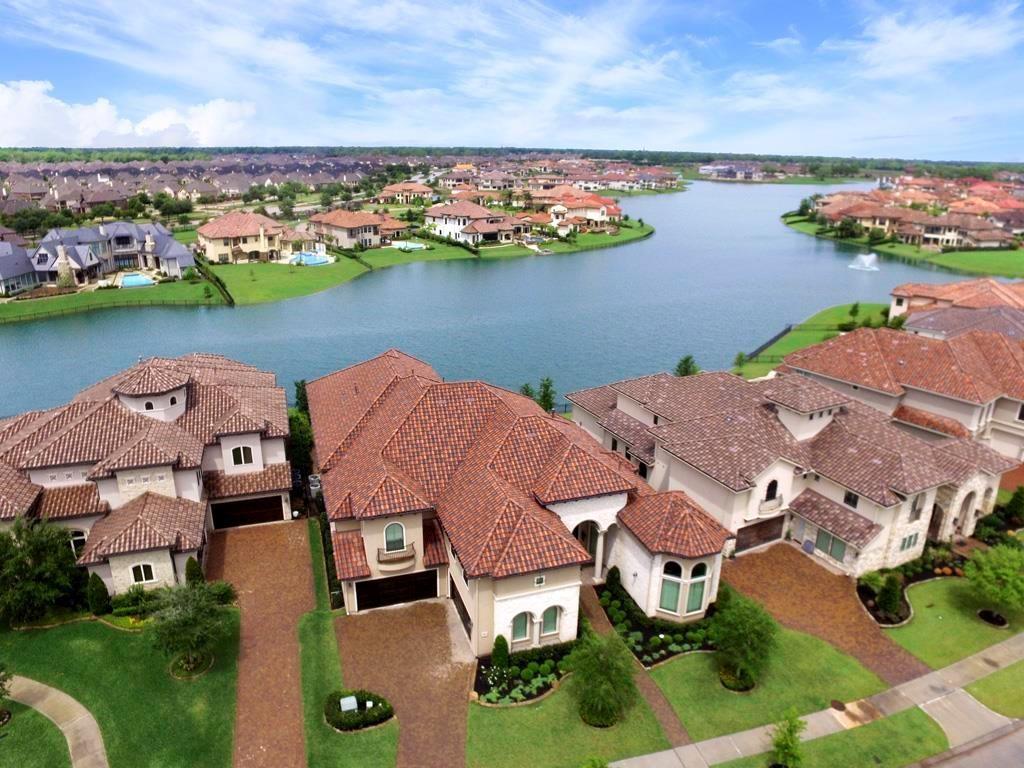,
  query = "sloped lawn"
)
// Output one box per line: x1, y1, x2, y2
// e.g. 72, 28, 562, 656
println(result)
0, 702, 71, 768
210, 259, 368, 304
0, 612, 239, 768
885, 578, 1024, 669
650, 629, 885, 741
